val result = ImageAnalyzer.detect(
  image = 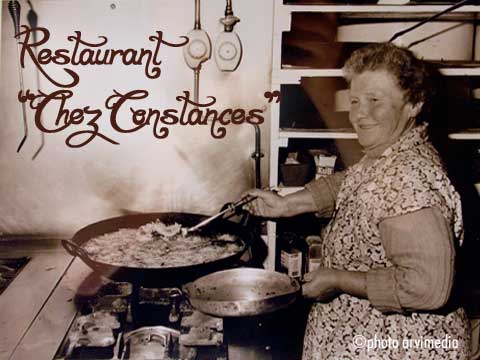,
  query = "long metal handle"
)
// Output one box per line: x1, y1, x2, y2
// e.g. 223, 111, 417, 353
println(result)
186, 195, 257, 233
193, 67, 200, 106
194, 0, 200, 30
15, 42, 28, 153
185, 206, 235, 233
61, 239, 88, 258
193, 0, 202, 106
